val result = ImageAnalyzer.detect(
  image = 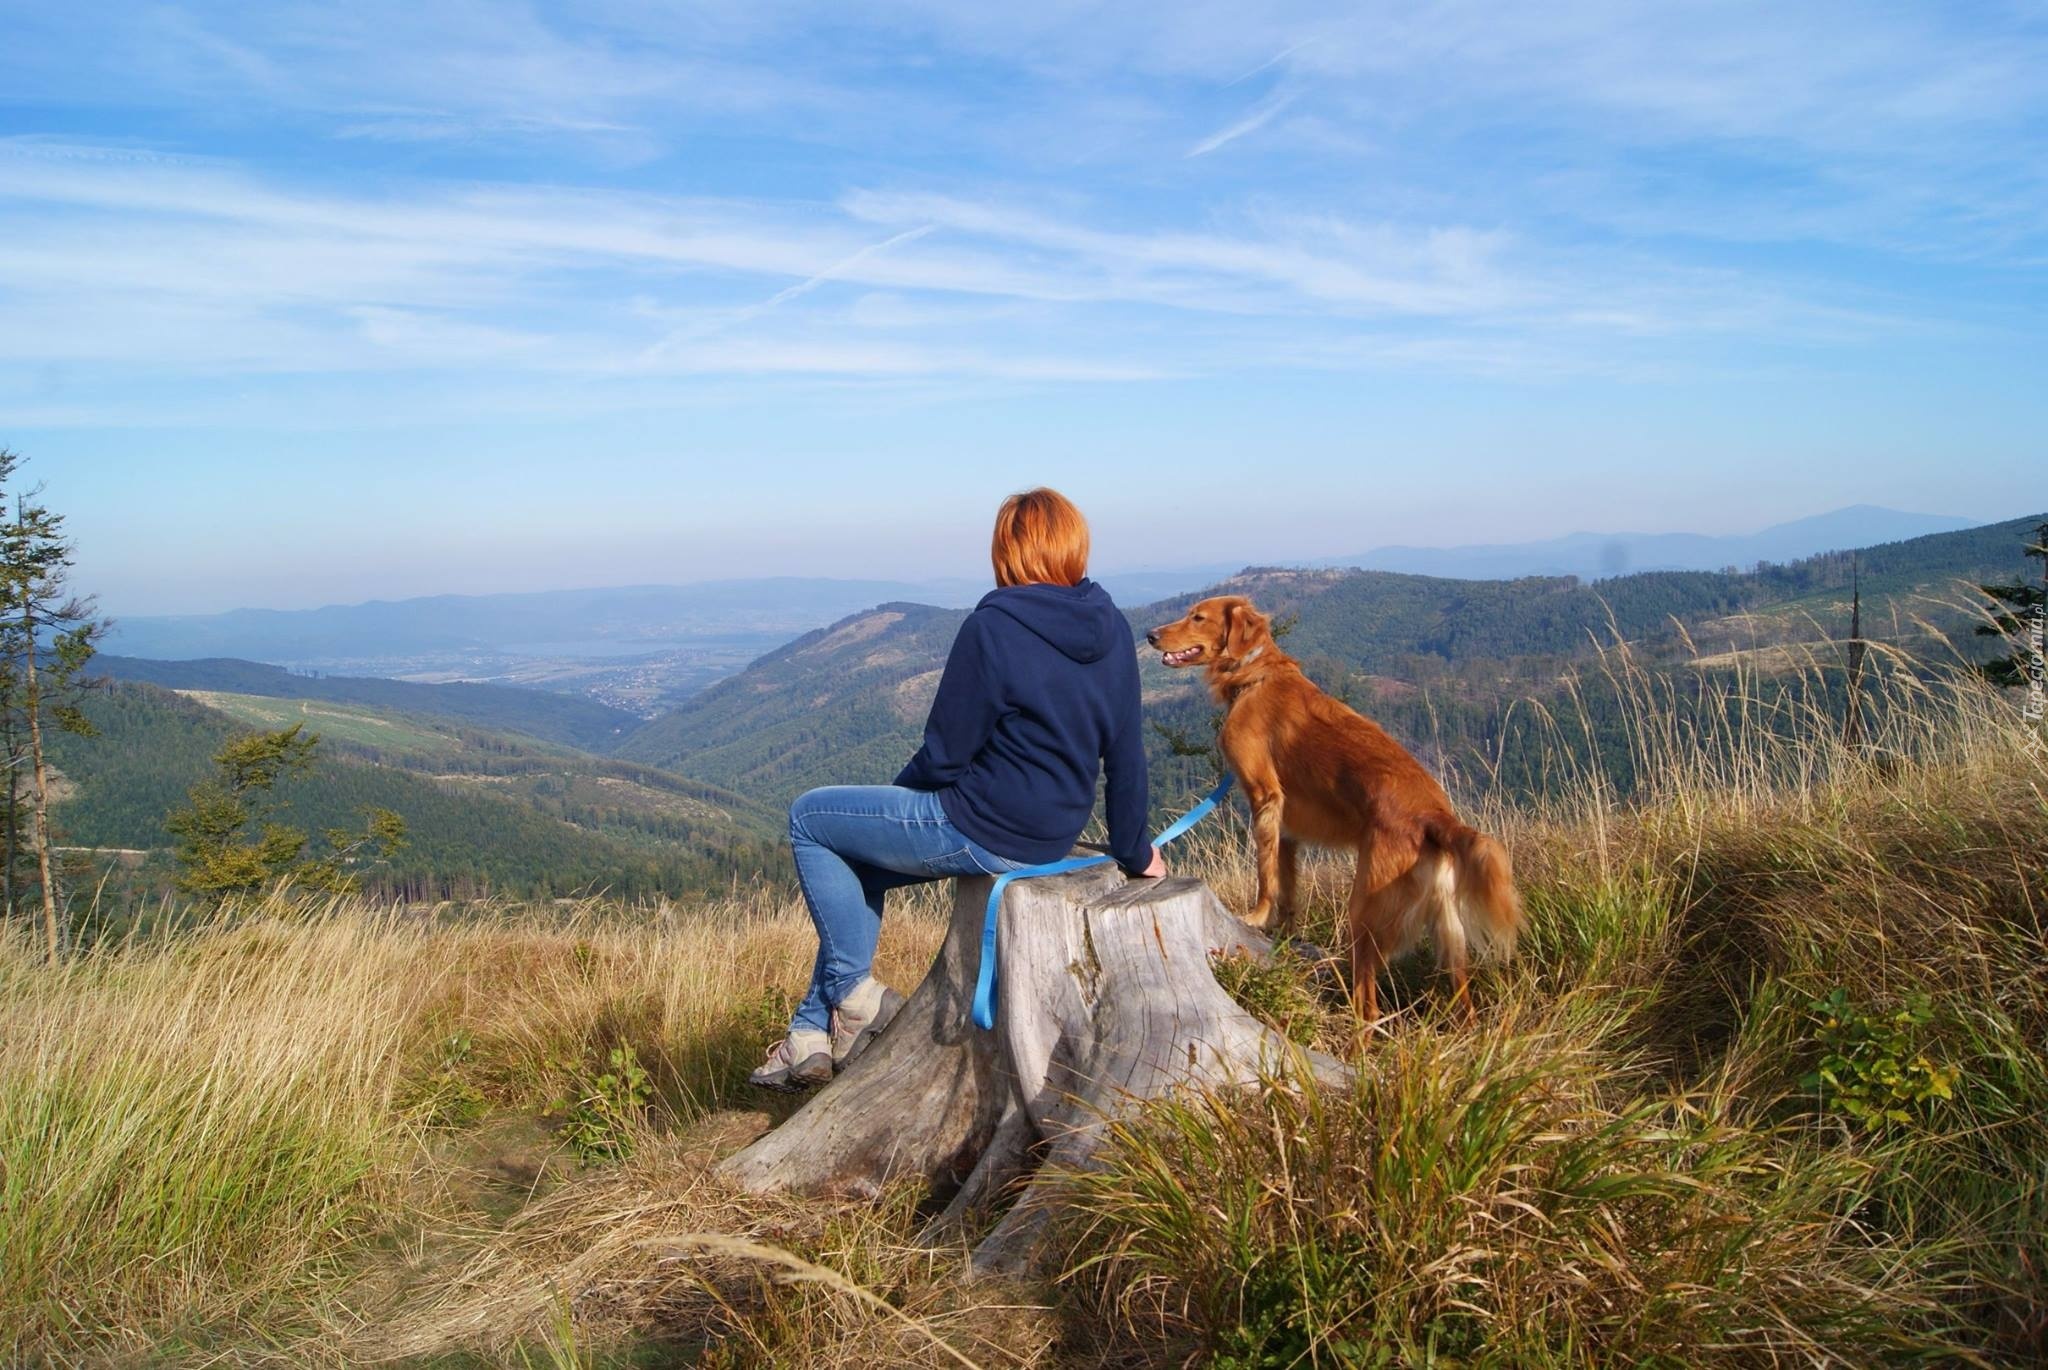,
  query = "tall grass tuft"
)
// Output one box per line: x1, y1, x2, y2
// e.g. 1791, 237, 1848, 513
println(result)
0, 900, 423, 1357
1057, 1014, 1954, 1366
